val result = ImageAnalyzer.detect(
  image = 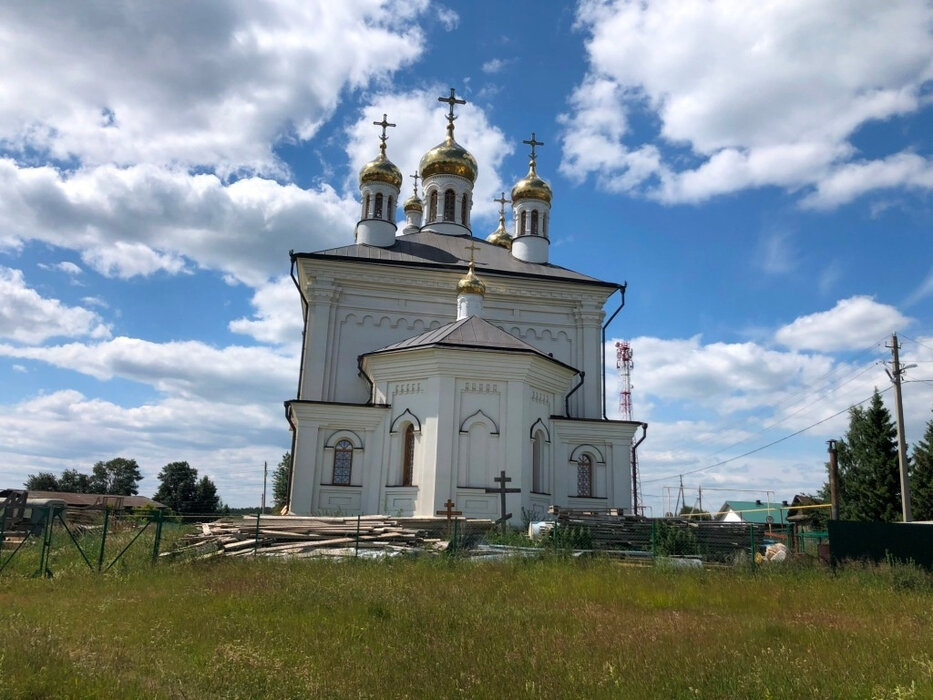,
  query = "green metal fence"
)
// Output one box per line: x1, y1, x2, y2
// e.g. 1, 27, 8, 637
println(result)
828, 519, 933, 570
0, 502, 164, 578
